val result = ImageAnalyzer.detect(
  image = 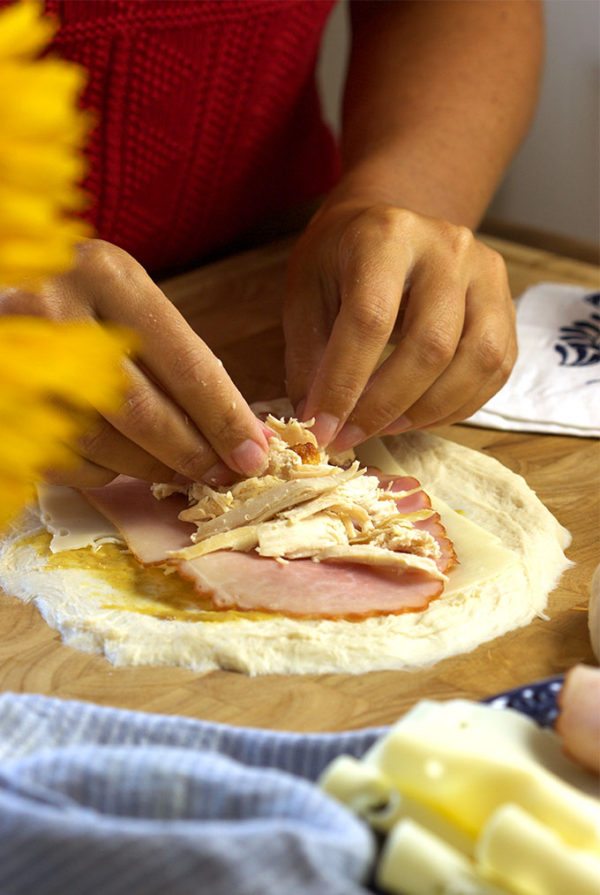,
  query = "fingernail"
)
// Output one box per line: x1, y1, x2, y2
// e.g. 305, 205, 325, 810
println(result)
259, 421, 275, 440
295, 398, 307, 420
311, 412, 340, 446
202, 462, 235, 487
331, 423, 366, 452
229, 439, 269, 477
381, 414, 412, 435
